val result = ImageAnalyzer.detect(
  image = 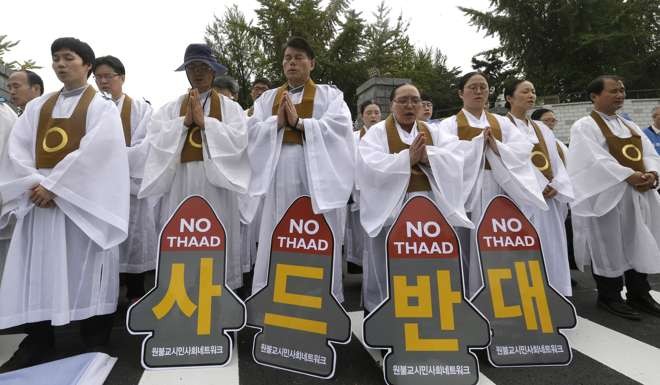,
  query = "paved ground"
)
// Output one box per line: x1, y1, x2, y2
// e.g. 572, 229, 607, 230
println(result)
2, 270, 659, 385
